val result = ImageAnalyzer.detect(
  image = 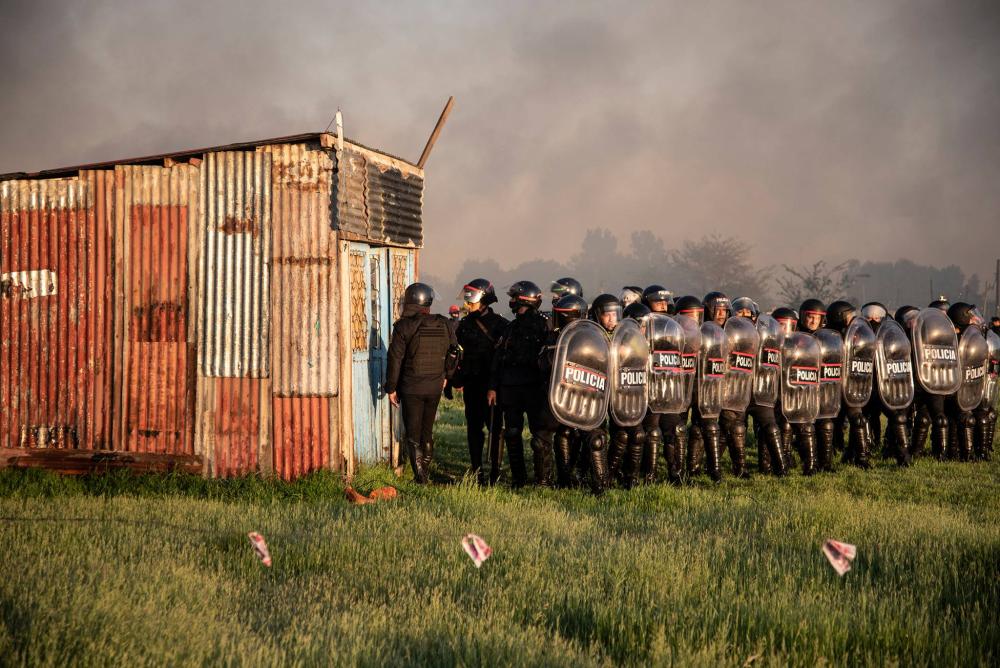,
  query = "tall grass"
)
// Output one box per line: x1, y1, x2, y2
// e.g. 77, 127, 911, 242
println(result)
1, 397, 997, 666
